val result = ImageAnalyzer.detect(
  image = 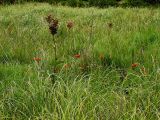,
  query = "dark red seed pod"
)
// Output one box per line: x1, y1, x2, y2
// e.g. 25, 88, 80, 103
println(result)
49, 24, 58, 35
67, 21, 74, 29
